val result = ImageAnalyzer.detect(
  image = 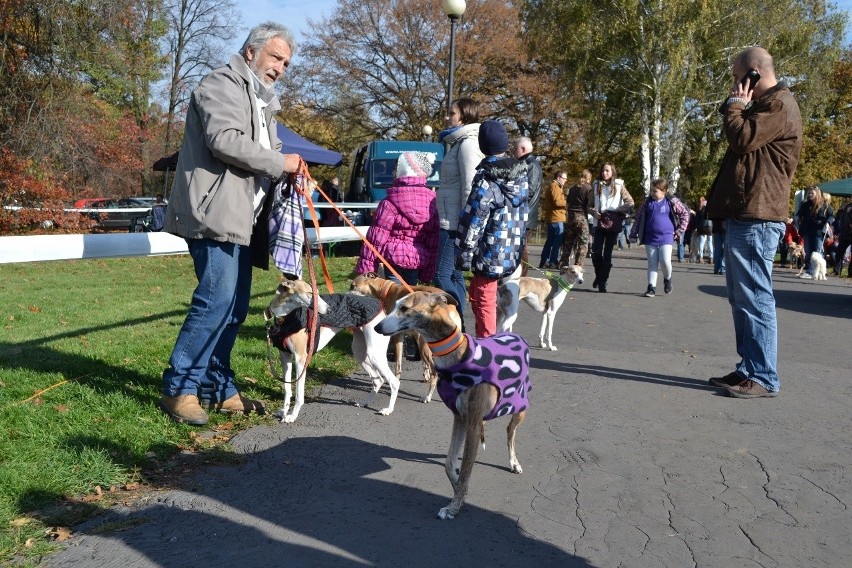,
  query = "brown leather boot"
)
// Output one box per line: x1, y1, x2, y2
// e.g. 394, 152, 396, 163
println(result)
206, 394, 266, 416
159, 395, 208, 425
